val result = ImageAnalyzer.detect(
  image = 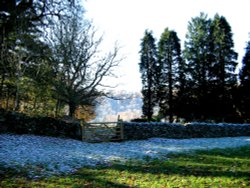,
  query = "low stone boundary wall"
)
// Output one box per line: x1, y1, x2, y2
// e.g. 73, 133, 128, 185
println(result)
0, 109, 82, 140
1, 107, 250, 141
123, 122, 250, 140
